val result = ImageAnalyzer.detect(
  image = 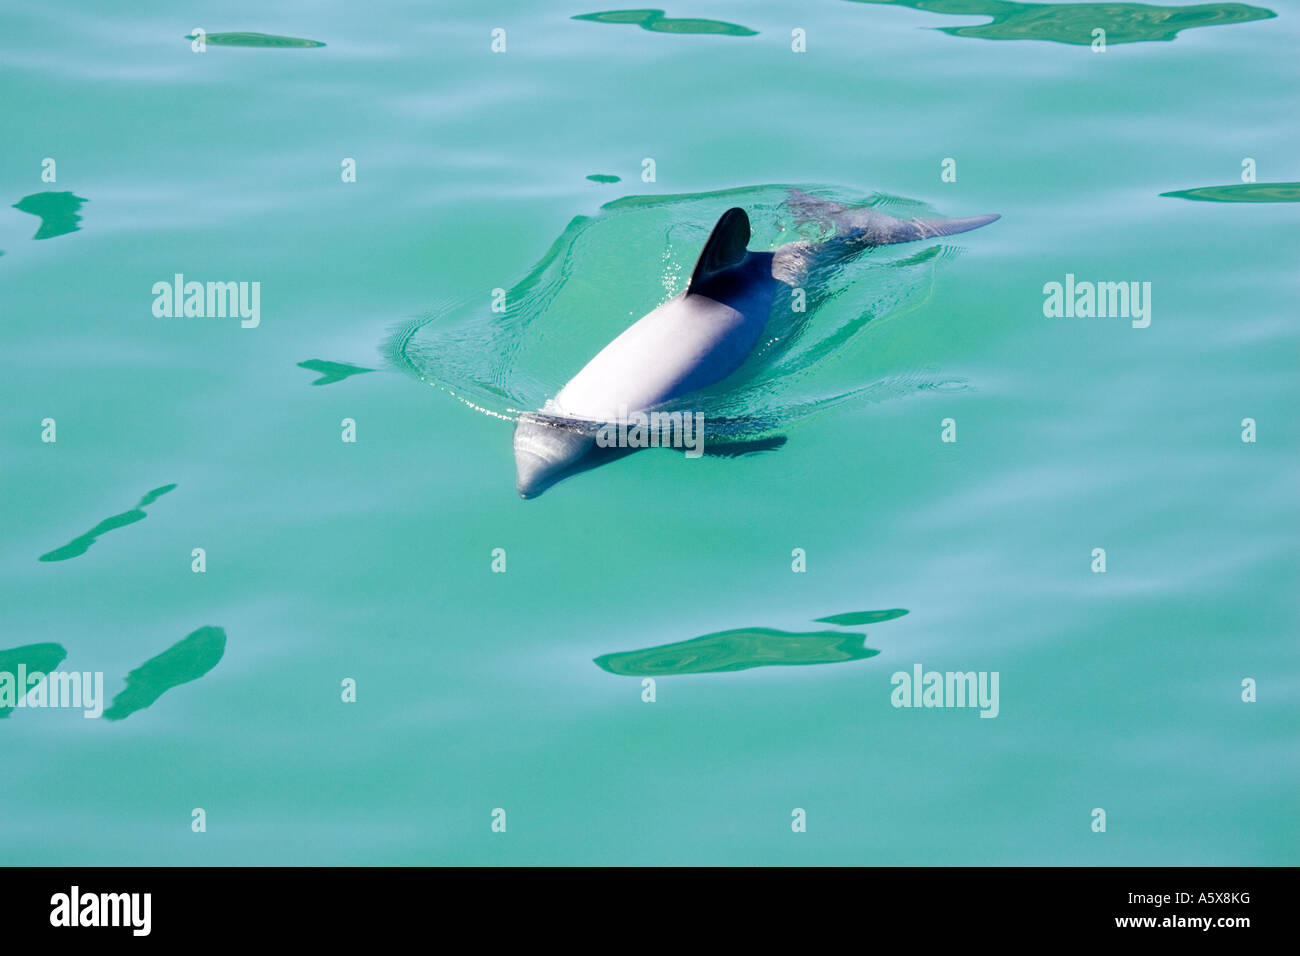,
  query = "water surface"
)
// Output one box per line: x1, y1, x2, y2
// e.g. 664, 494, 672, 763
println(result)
1, 0, 1295, 866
